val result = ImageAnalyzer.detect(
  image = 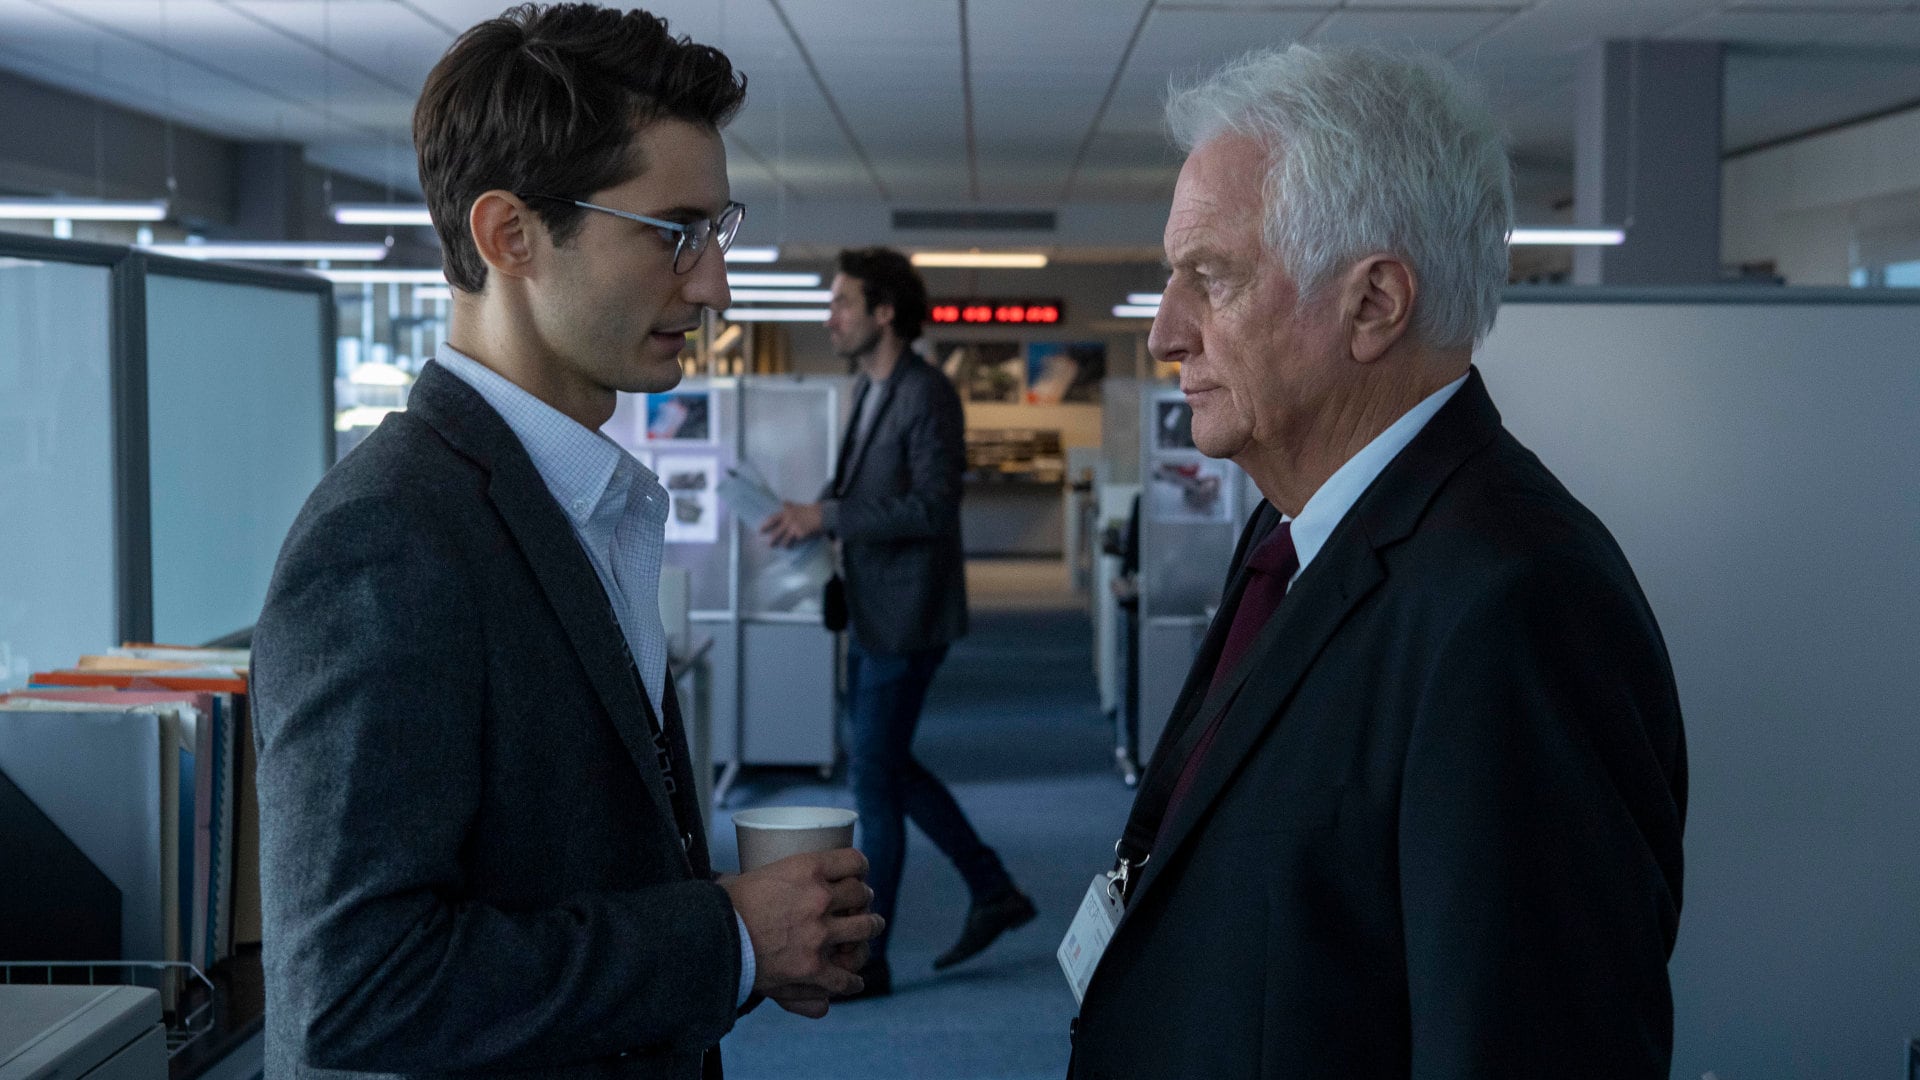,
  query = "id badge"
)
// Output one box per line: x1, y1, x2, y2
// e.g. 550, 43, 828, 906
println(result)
1058, 874, 1123, 1005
